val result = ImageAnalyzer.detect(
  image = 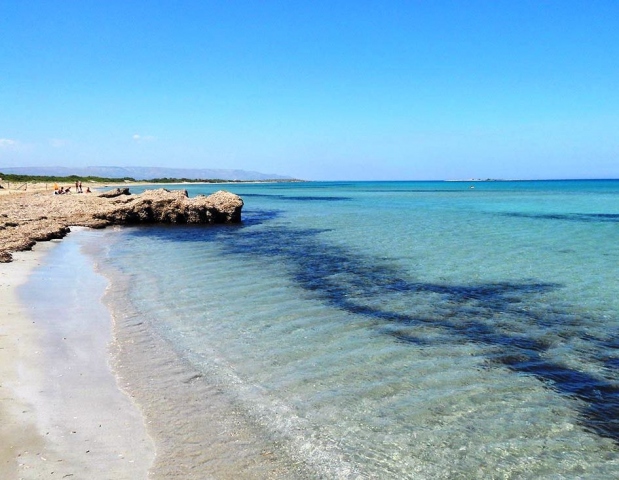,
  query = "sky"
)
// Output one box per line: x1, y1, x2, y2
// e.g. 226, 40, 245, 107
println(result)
1, 1, 618, 180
